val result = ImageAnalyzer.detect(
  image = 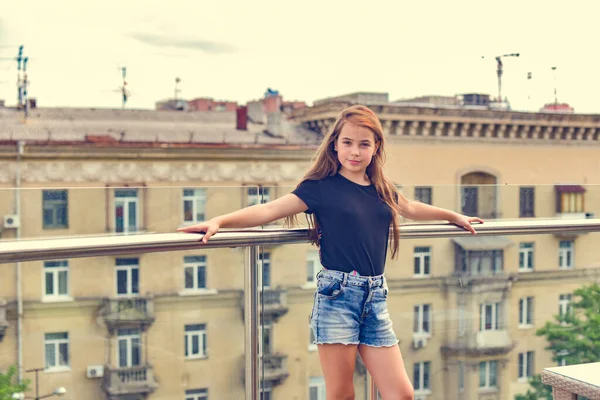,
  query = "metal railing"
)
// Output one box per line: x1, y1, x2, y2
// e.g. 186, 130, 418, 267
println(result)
1, 218, 600, 400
